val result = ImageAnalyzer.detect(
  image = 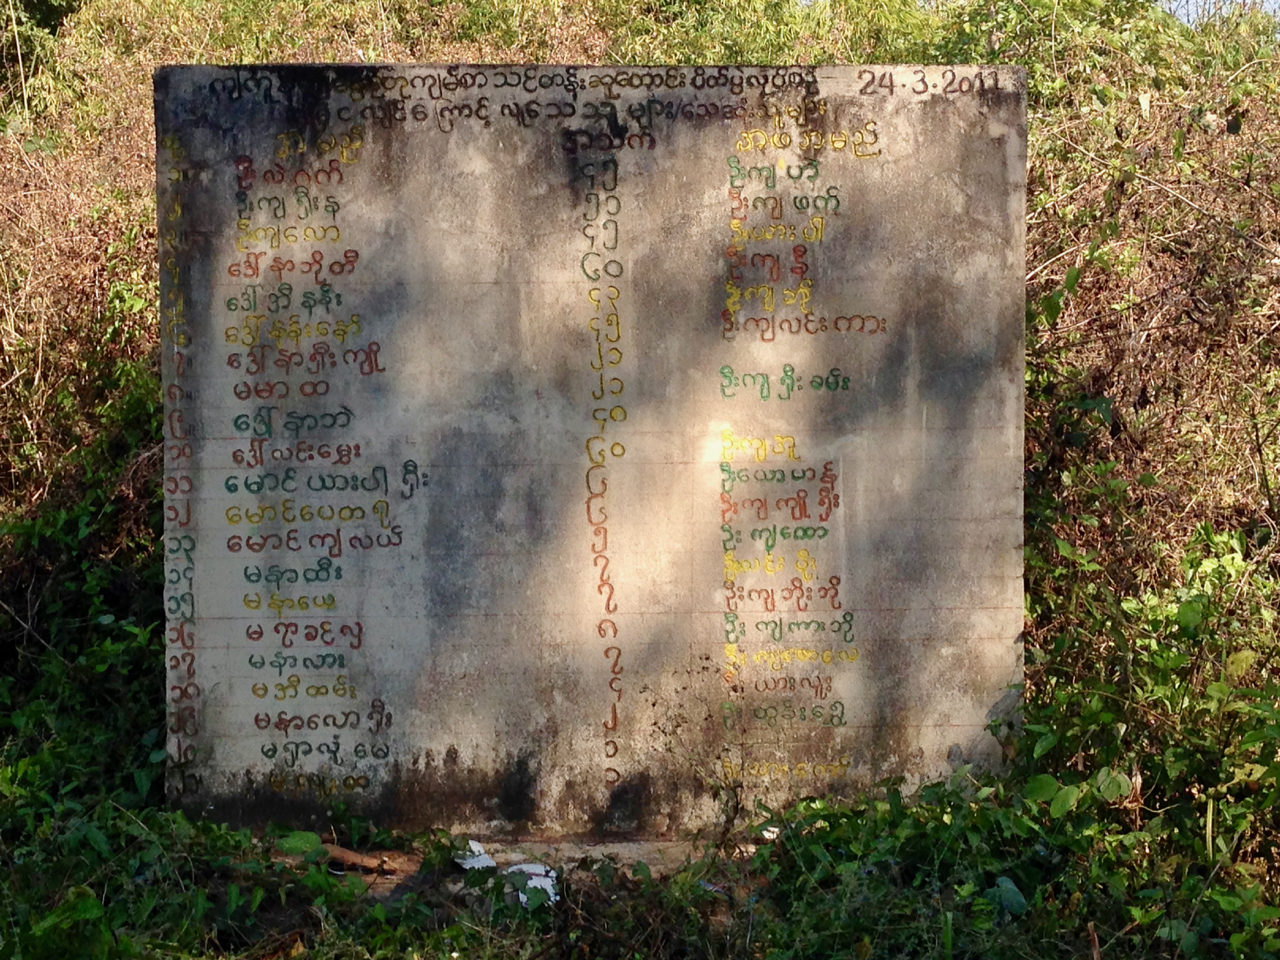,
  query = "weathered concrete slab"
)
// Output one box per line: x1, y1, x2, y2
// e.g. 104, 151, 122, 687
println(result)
157, 64, 1026, 837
